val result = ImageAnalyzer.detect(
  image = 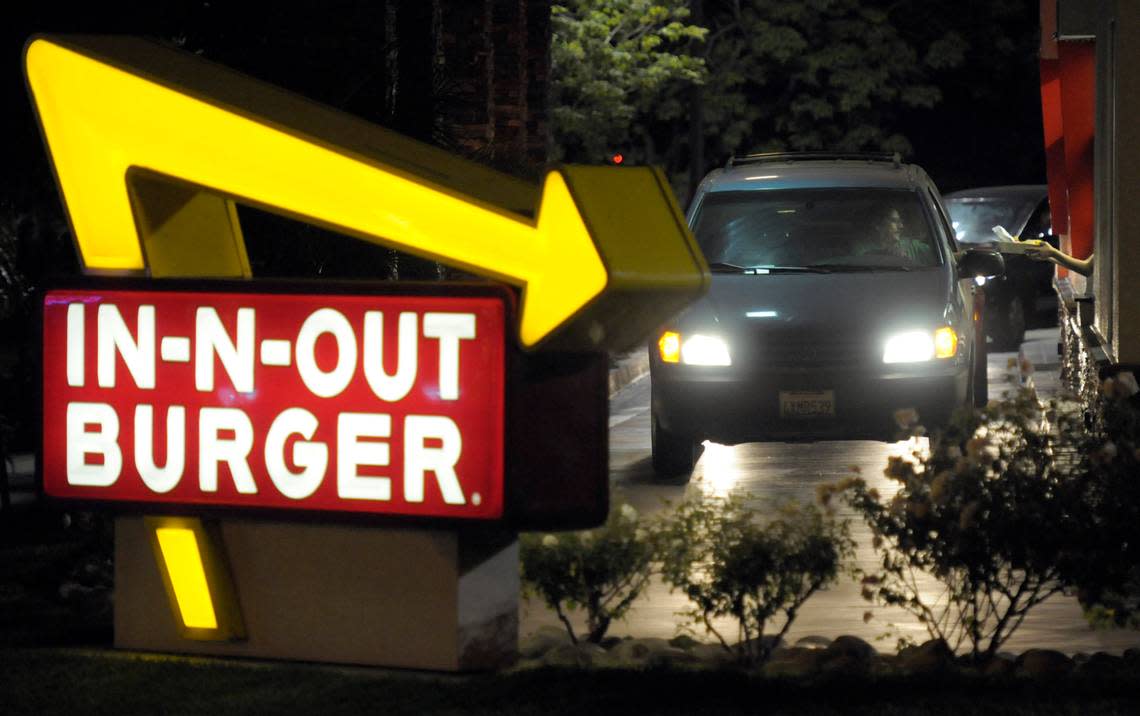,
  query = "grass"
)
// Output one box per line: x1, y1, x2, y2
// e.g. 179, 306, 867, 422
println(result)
0, 508, 112, 648
3, 649, 1140, 716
